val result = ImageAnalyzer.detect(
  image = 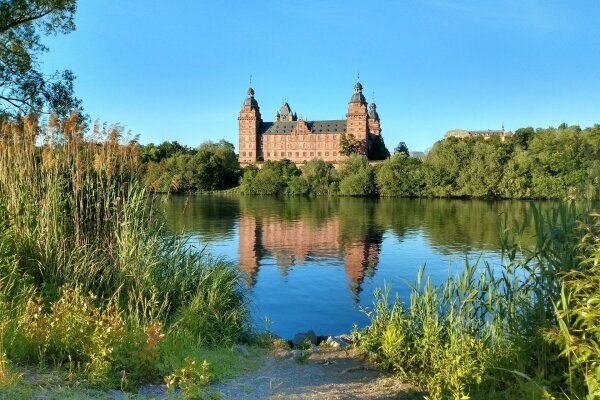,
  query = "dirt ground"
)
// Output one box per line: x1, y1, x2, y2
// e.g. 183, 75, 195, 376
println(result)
210, 348, 420, 400
0, 348, 420, 400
